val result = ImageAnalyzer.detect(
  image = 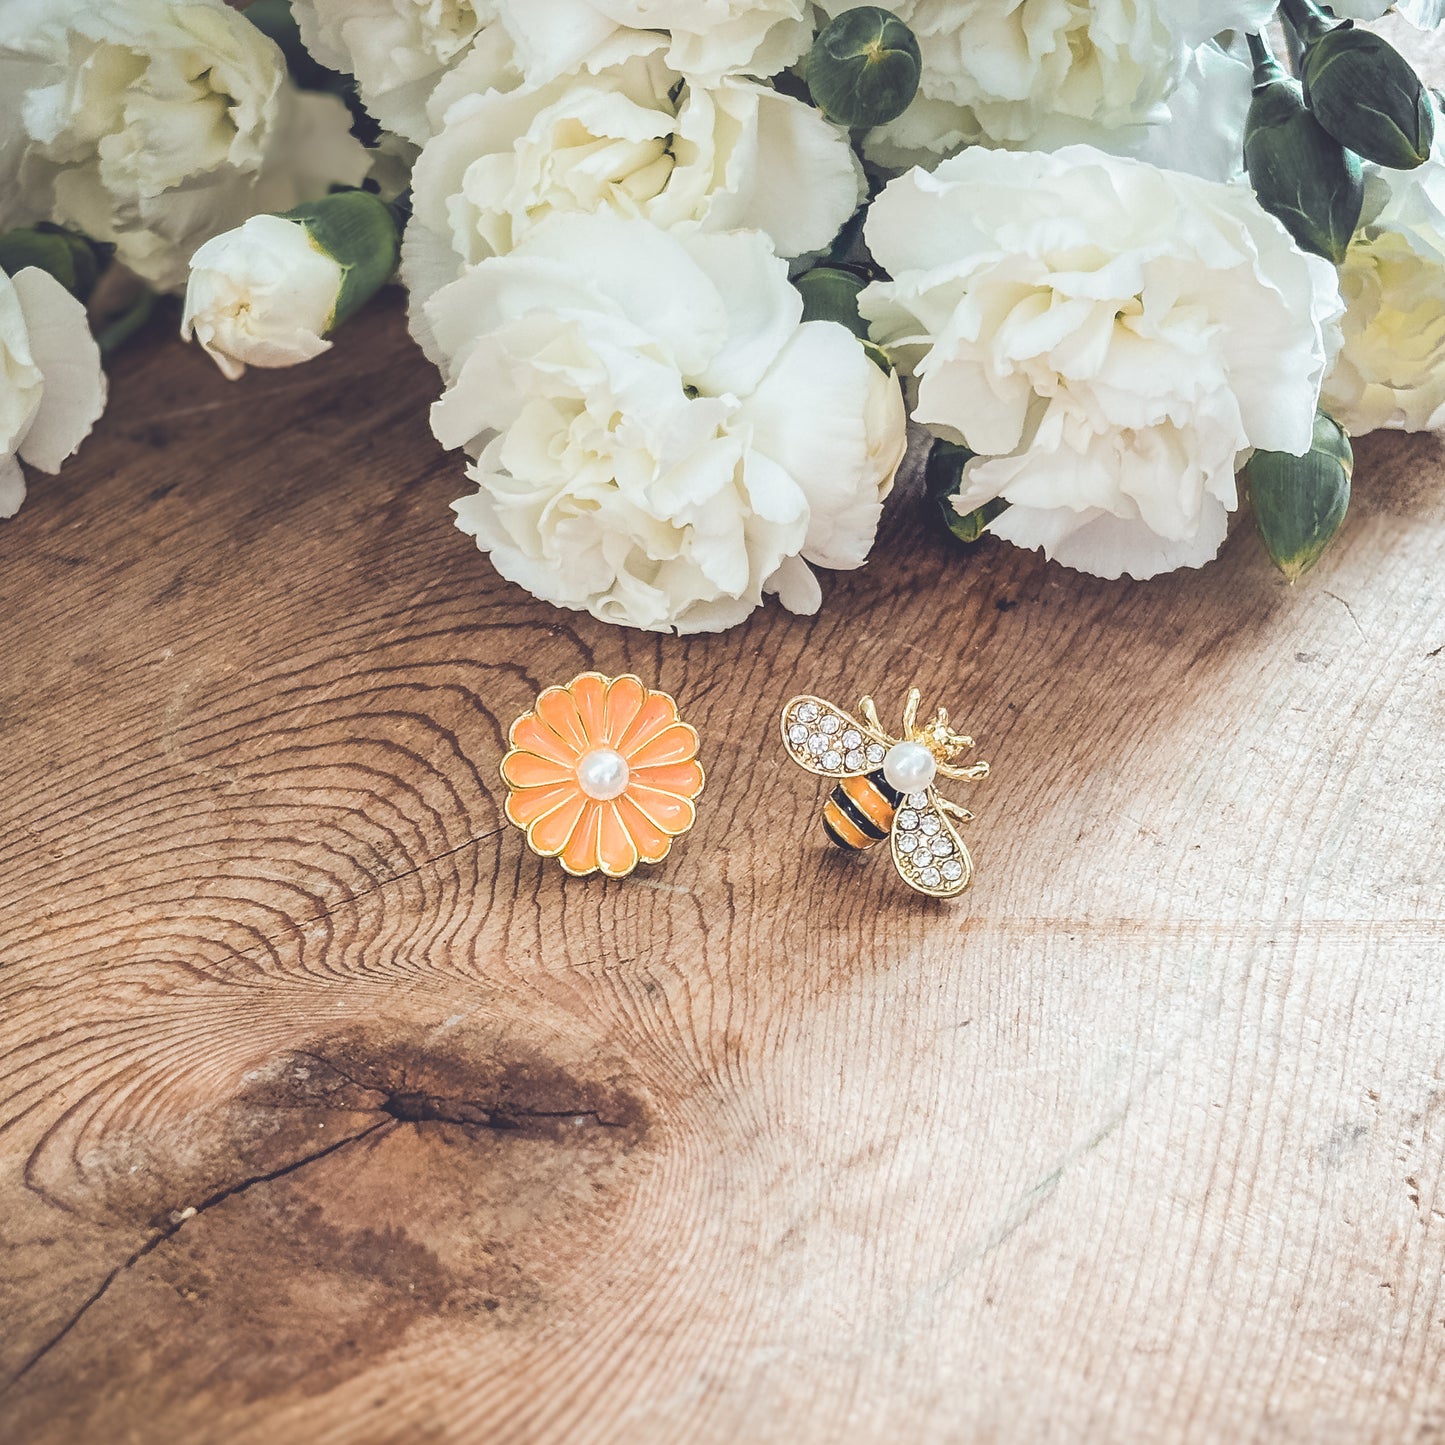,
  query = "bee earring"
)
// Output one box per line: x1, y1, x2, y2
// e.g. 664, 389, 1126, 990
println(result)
780, 687, 990, 898
502, 673, 705, 878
